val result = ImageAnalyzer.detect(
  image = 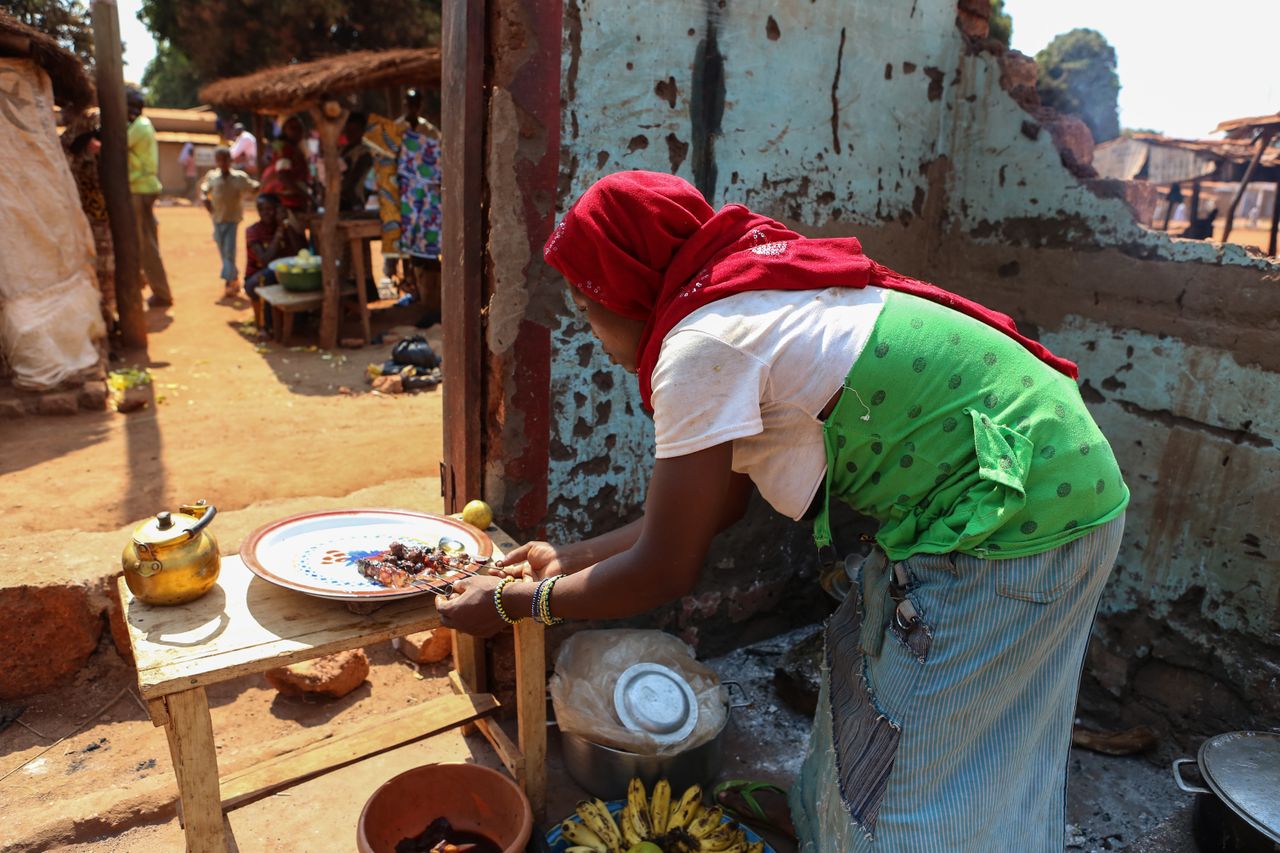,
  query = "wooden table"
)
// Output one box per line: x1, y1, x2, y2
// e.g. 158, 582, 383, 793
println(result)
299, 213, 381, 345
119, 527, 546, 853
